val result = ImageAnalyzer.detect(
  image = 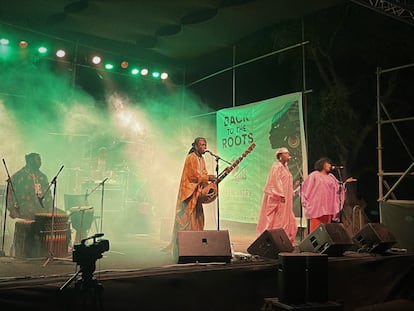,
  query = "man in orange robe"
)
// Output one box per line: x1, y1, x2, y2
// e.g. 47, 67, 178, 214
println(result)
164, 137, 216, 258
